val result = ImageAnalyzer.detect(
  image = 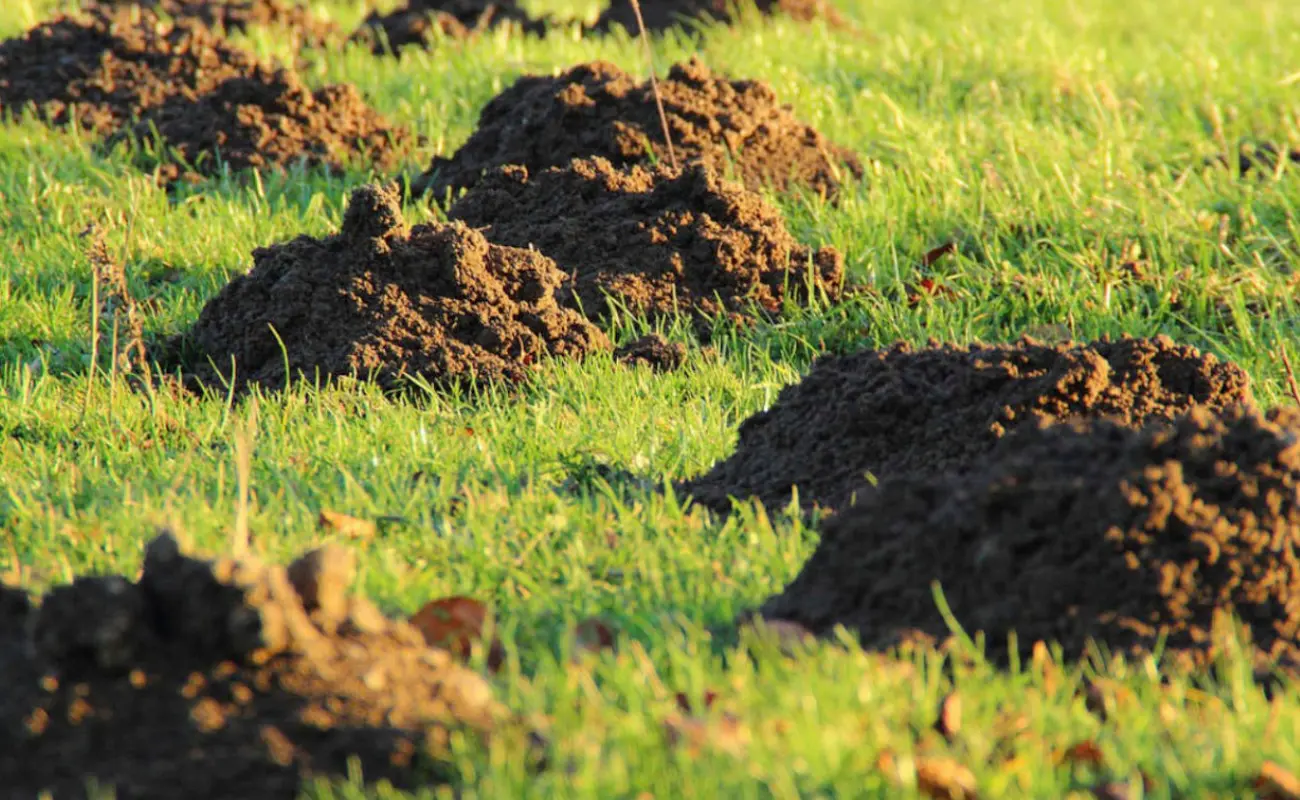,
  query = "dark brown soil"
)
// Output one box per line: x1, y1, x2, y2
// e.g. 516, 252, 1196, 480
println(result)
0, 533, 503, 799
178, 183, 609, 394
615, 334, 687, 372
682, 336, 1253, 514
447, 157, 844, 326
760, 405, 1300, 670
0, 6, 264, 135
351, 0, 551, 54
413, 58, 862, 203
93, 0, 337, 46
593, 0, 844, 34
120, 68, 412, 183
